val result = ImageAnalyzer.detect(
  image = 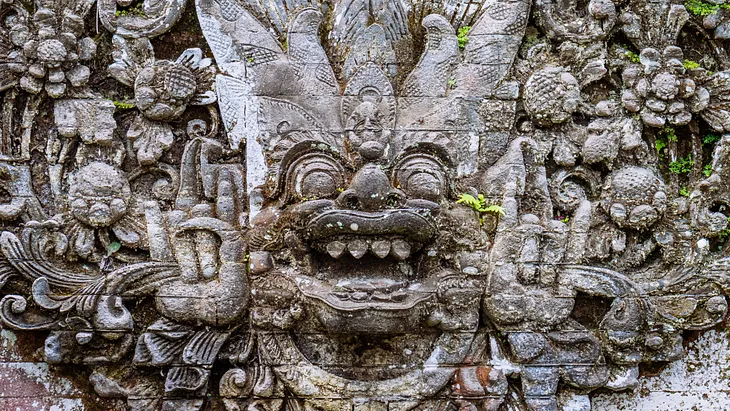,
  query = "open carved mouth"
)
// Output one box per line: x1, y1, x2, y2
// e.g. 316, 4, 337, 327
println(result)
284, 204, 443, 330
305, 208, 438, 260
